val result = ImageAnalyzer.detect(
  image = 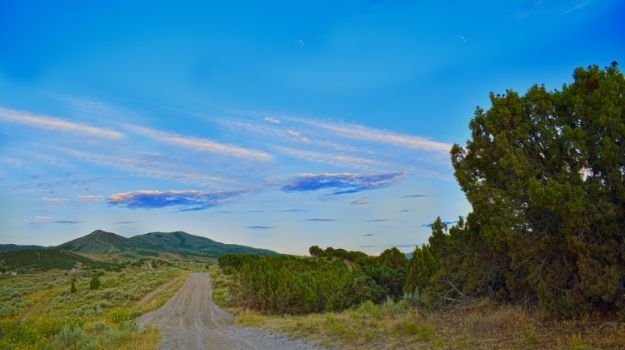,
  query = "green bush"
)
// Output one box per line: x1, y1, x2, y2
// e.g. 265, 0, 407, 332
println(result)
89, 275, 101, 290
108, 307, 138, 326
53, 325, 94, 350
219, 249, 408, 314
